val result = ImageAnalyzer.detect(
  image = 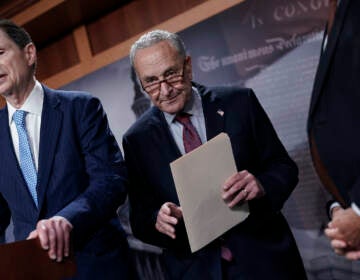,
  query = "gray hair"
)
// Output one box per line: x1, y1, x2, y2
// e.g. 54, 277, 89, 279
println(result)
129, 30, 186, 67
